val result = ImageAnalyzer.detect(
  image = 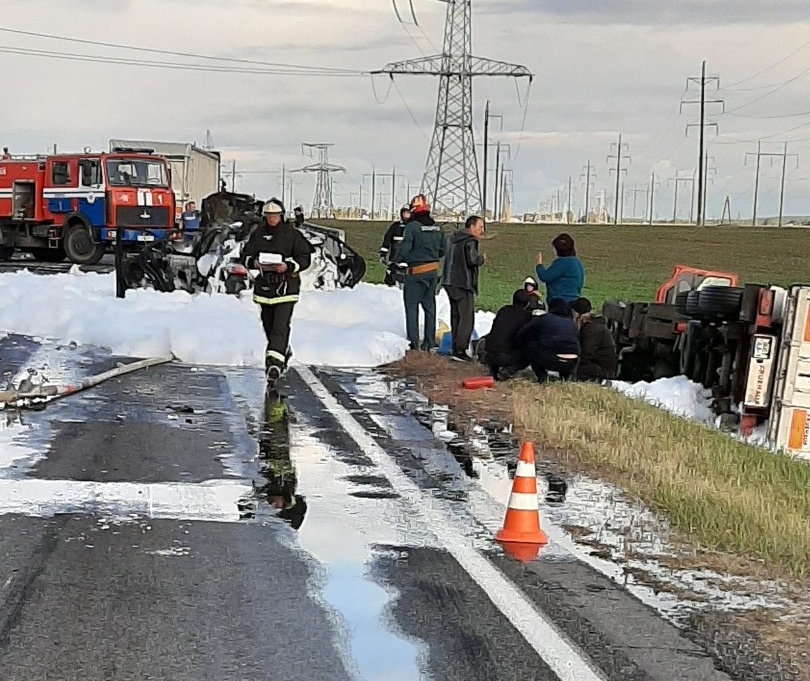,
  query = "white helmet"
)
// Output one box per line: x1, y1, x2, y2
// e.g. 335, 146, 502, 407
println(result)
263, 200, 284, 215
